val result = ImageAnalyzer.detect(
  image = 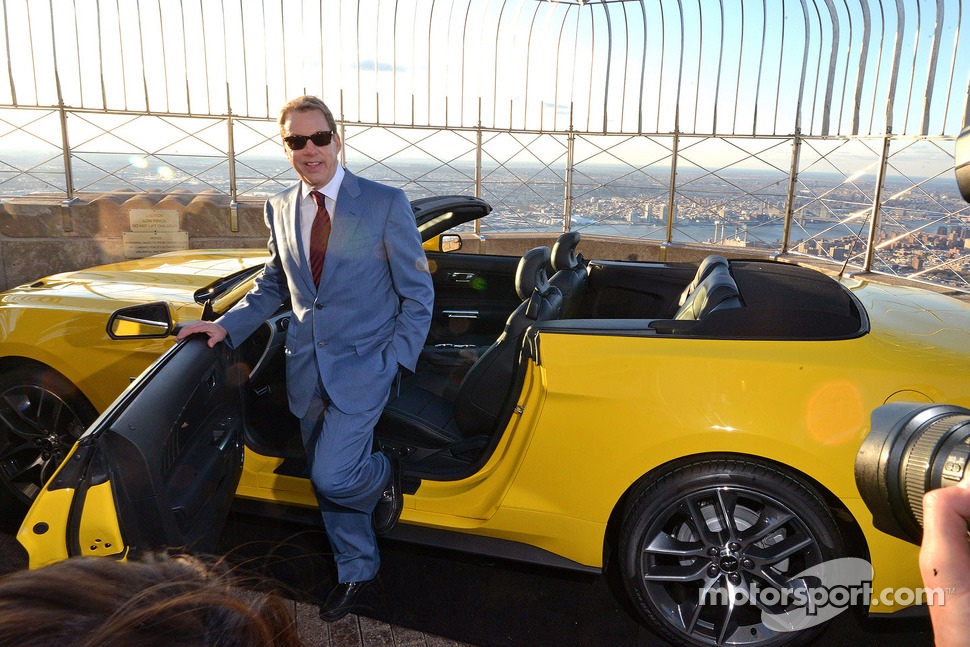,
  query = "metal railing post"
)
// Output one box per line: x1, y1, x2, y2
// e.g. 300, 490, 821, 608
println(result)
475, 125, 482, 201
664, 130, 680, 247
227, 112, 239, 232
780, 133, 803, 255
475, 99, 482, 235
864, 135, 892, 272
564, 130, 575, 233
57, 101, 76, 231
